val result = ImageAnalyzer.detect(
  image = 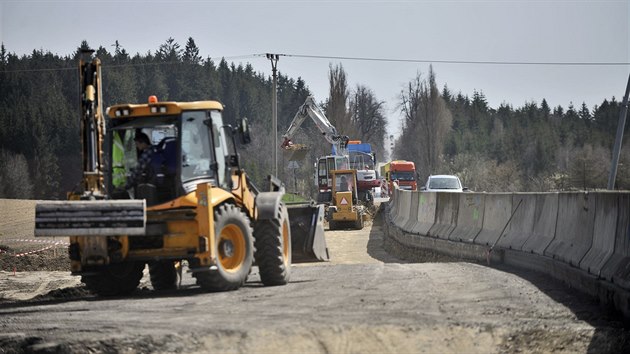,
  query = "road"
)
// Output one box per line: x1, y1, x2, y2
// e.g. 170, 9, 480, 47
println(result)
0, 209, 628, 353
